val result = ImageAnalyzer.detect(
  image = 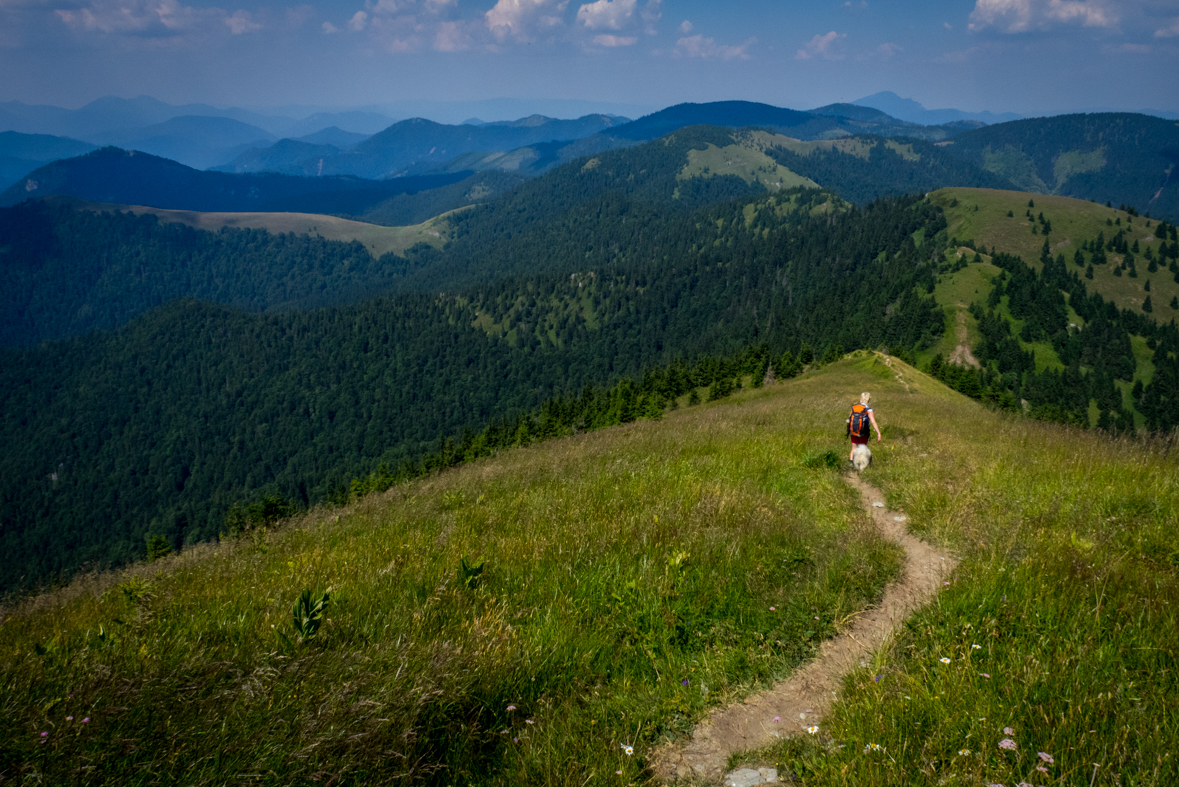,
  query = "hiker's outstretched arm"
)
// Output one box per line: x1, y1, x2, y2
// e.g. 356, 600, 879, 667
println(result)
869, 411, 882, 441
